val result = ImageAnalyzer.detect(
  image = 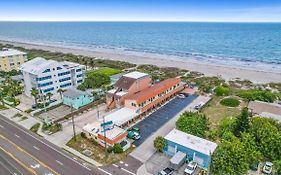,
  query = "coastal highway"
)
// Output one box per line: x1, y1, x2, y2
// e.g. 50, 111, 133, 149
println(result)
0, 114, 107, 175
0, 148, 34, 175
